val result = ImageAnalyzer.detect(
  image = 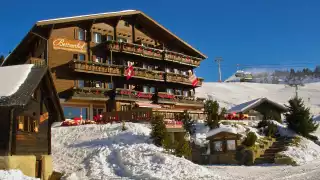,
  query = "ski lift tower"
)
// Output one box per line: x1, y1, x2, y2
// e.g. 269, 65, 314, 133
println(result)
215, 57, 223, 82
